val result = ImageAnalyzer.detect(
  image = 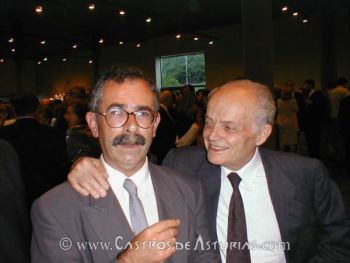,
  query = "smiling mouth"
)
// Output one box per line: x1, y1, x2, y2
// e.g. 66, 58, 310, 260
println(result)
208, 144, 226, 151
